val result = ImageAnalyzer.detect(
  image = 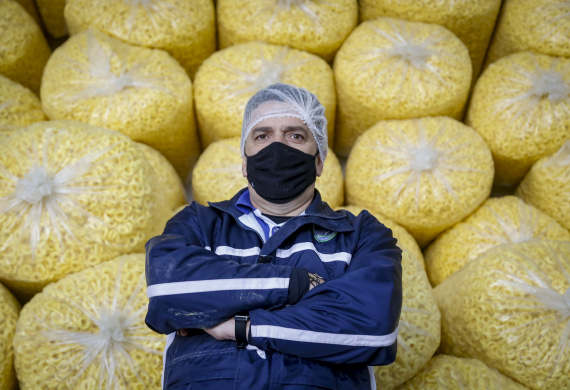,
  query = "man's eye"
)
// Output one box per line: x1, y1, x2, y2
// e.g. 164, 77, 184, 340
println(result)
256, 134, 267, 140
291, 134, 304, 140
